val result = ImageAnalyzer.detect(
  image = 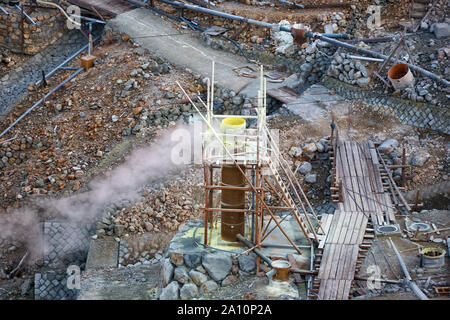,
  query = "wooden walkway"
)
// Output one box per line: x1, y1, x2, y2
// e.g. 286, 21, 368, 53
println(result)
315, 139, 397, 300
